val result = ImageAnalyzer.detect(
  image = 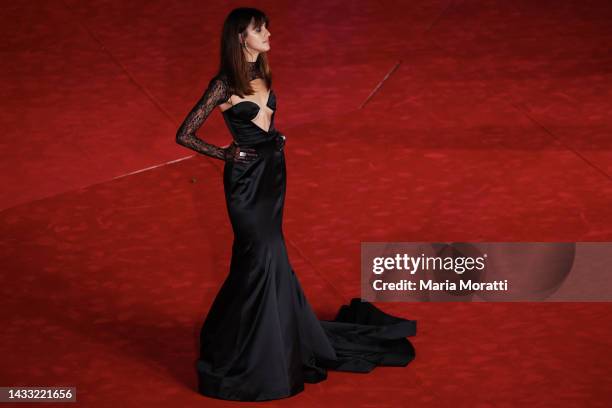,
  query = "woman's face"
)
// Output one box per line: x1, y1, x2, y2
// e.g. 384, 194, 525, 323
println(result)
242, 21, 271, 54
